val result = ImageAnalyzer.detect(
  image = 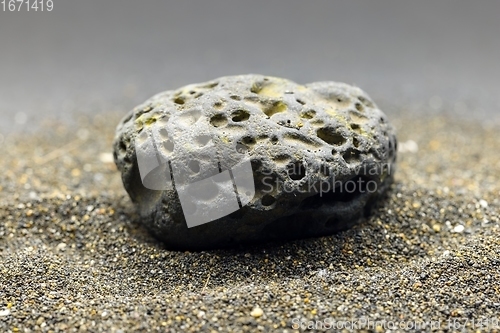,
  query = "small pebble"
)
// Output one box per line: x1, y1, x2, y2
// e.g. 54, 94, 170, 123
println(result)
56, 242, 67, 251
398, 140, 419, 153
0, 309, 11, 317
250, 306, 264, 318
99, 152, 114, 164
